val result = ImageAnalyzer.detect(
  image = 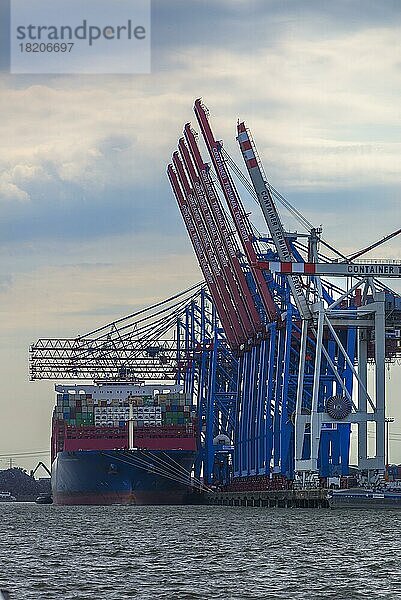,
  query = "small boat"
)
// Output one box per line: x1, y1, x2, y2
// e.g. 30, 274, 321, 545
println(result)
35, 494, 53, 505
328, 487, 401, 509
0, 492, 16, 502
